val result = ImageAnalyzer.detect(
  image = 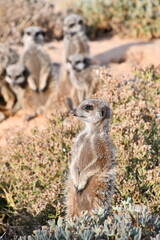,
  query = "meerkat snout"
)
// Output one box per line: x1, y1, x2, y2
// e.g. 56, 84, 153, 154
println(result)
70, 108, 76, 116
